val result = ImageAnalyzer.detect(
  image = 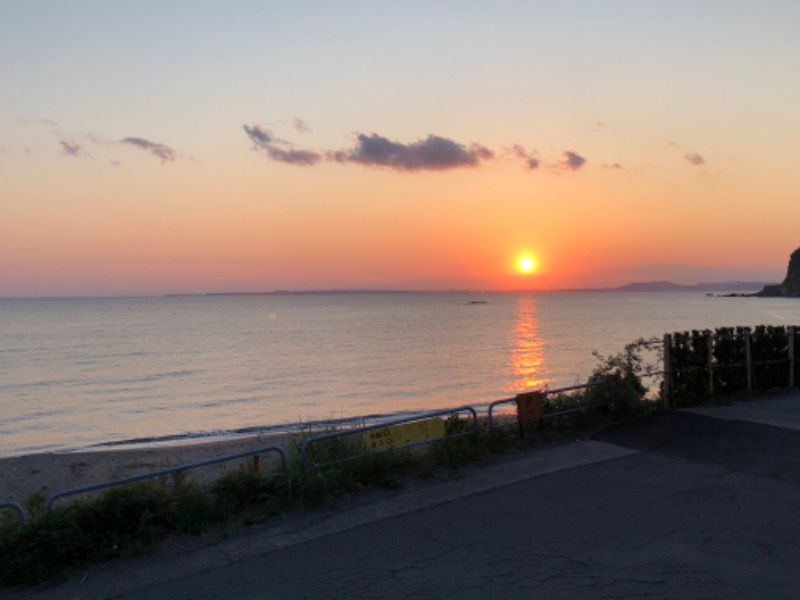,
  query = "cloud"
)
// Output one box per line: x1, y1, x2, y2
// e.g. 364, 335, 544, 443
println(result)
684, 152, 705, 166
510, 144, 539, 170
292, 118, 310, 132
120, 137, 176, 163
18, 117, 58, 127
562, 151, 586, 170
243, 124, 321, 165
59, 140, 82, 157
339, 133, 493, 171
601, 162, 623, 169
244, 122, 593, 174
243, 124, 275, 149
266, 146, 322, 166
